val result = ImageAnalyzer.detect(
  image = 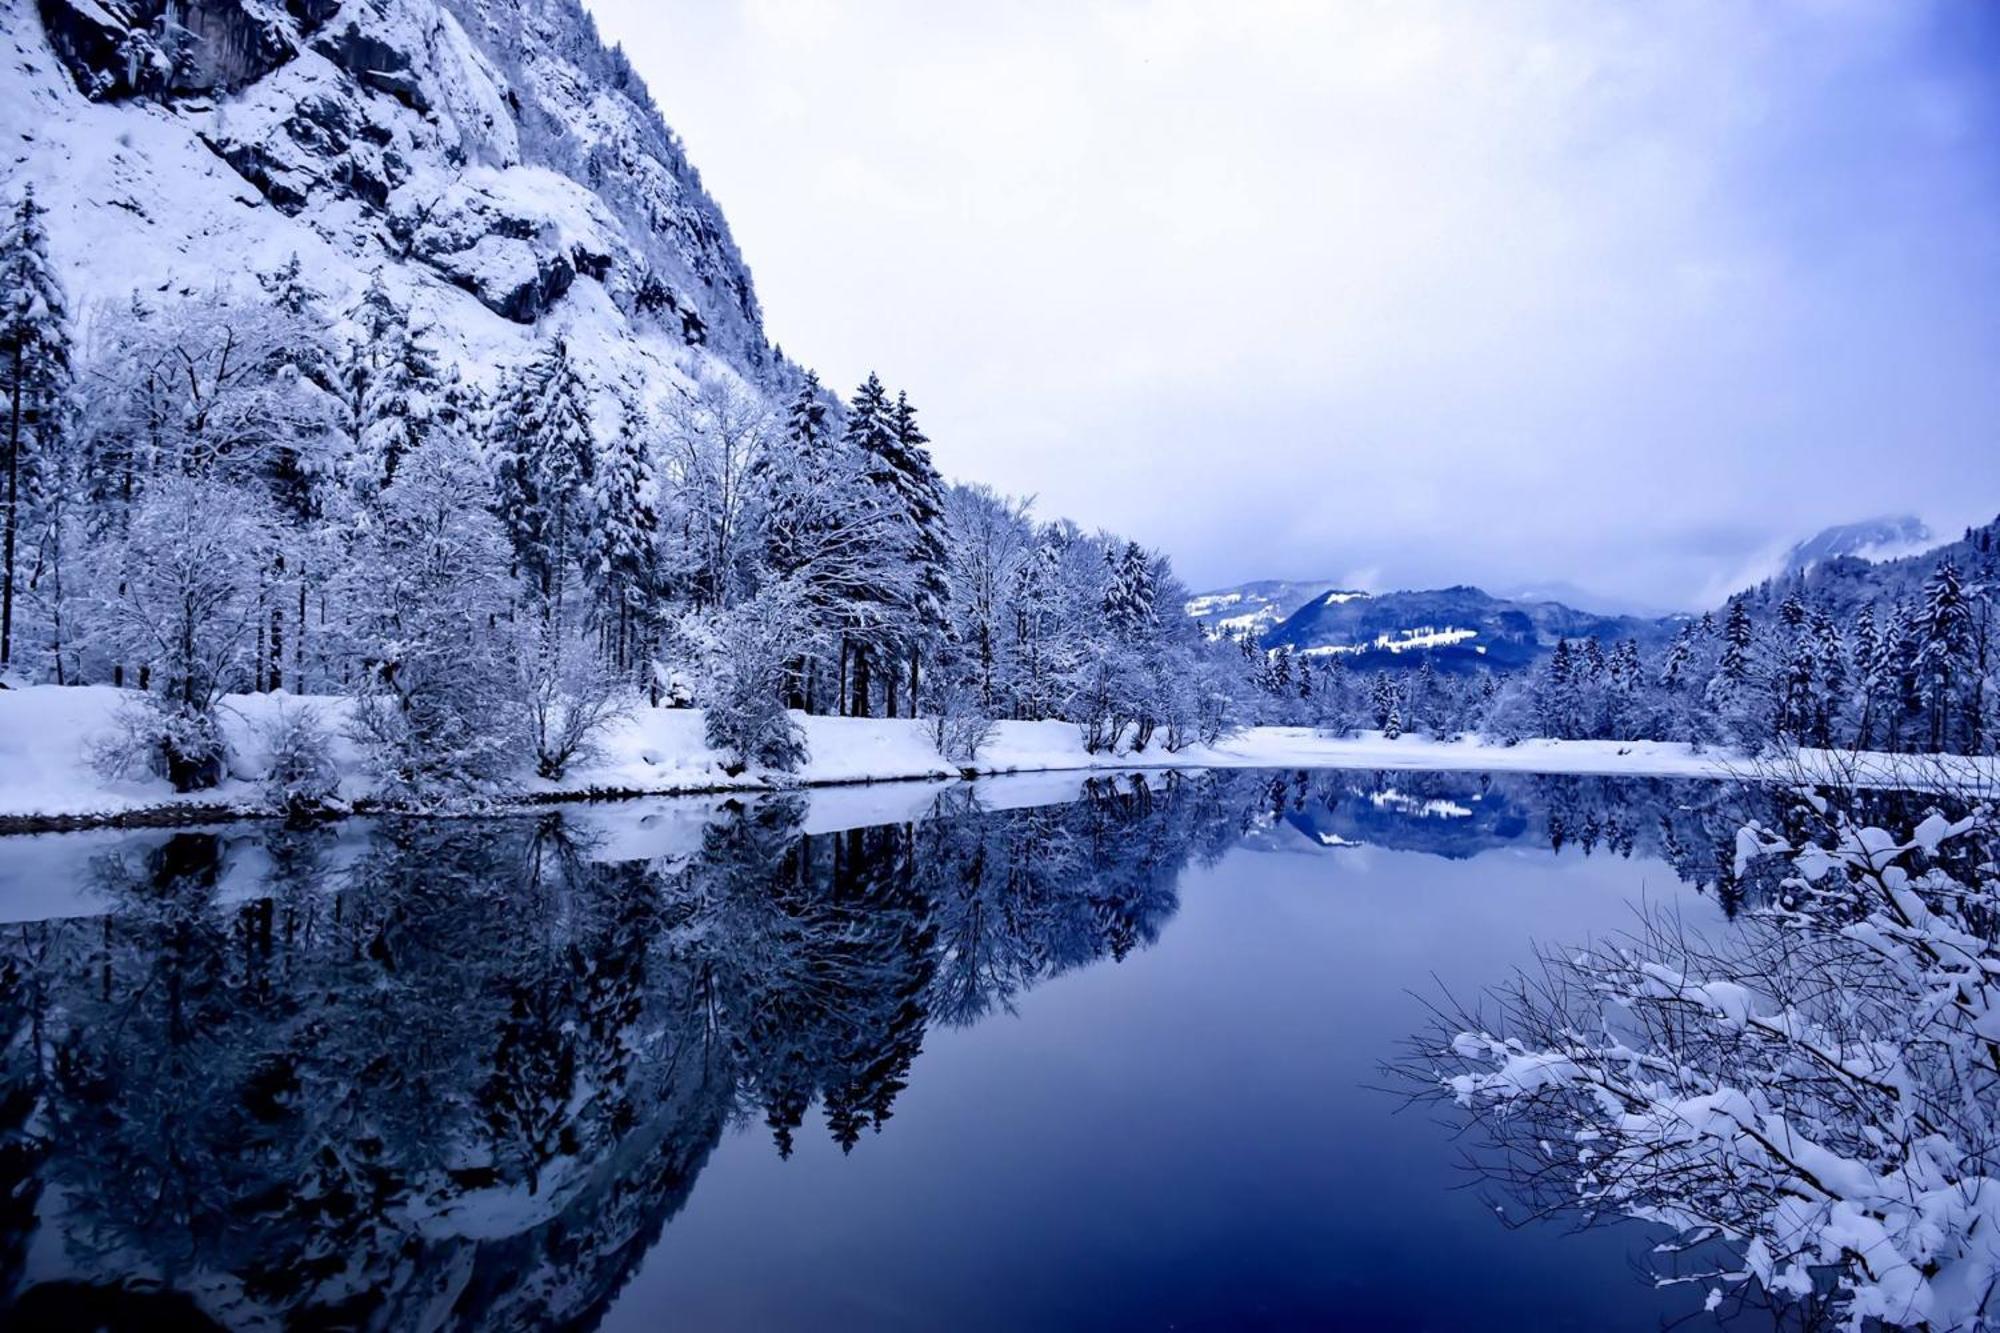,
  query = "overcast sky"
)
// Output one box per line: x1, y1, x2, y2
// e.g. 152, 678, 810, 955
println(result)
585, 0, 2000, 610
